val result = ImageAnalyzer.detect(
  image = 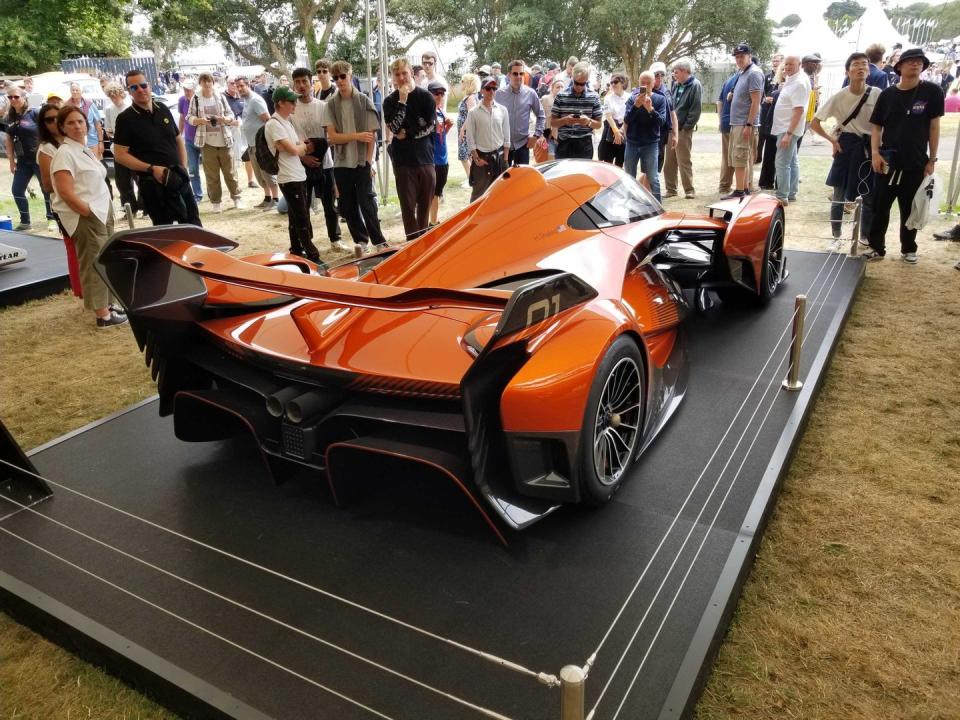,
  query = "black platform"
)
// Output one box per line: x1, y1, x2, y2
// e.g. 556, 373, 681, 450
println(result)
0, 230, 70, 306
0, 250, 863, 720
